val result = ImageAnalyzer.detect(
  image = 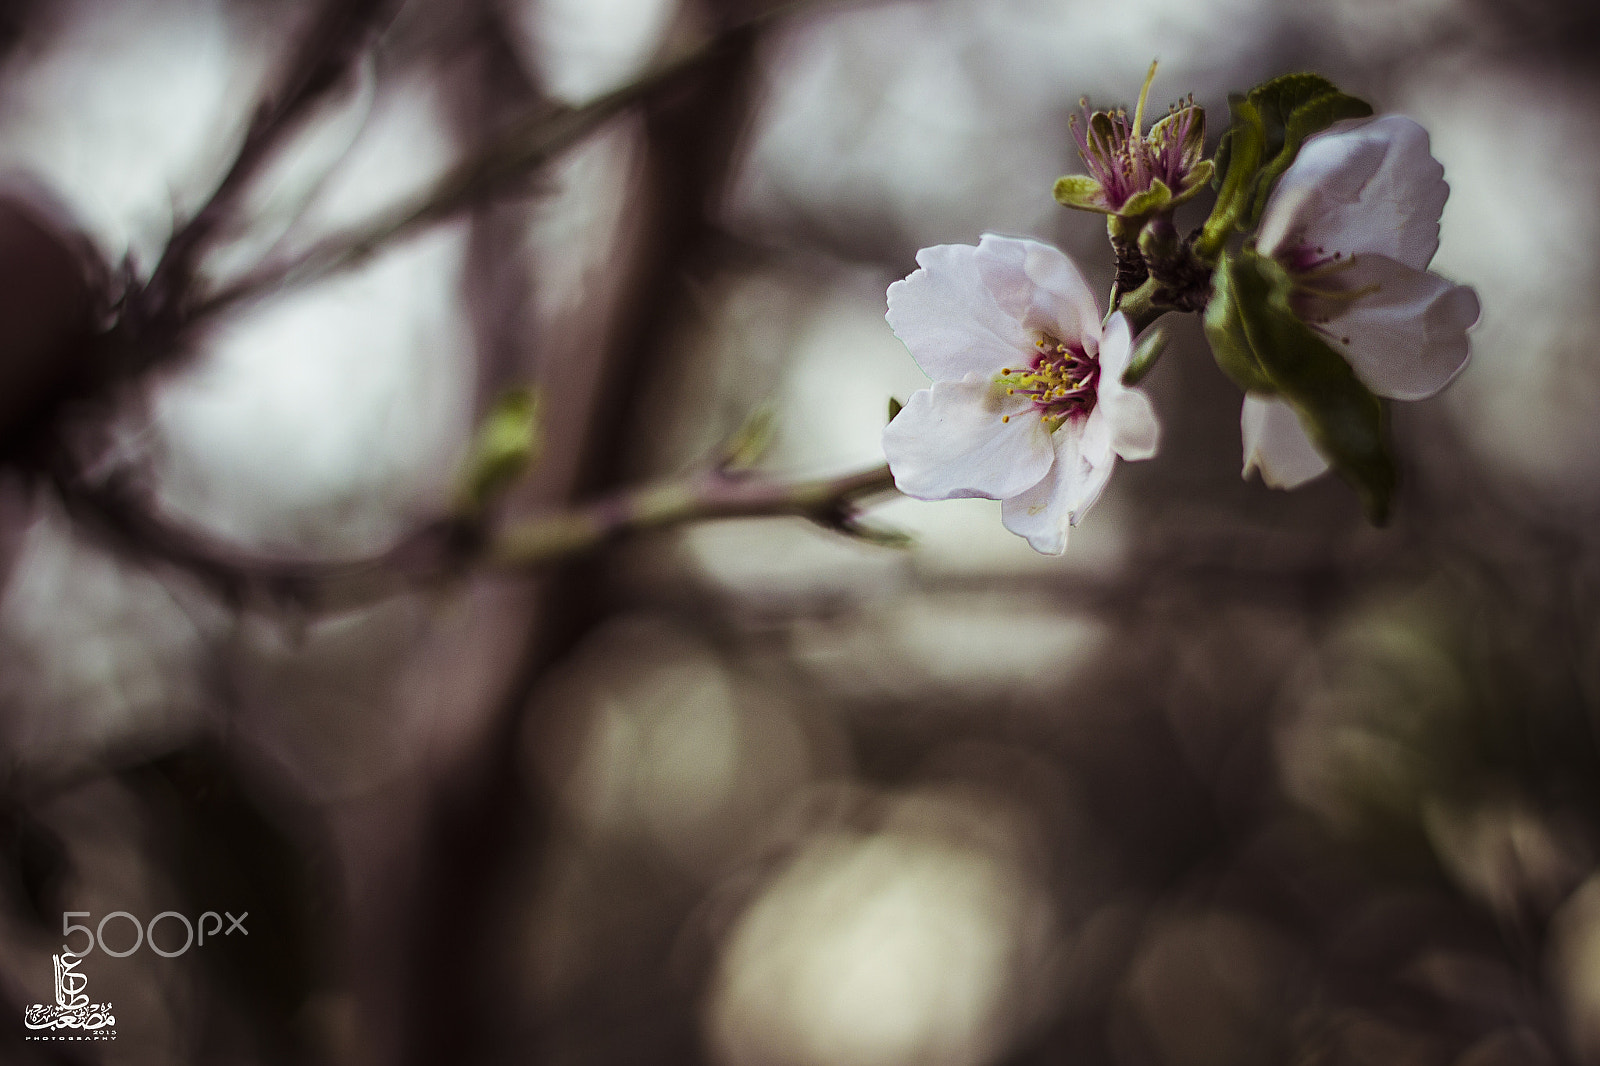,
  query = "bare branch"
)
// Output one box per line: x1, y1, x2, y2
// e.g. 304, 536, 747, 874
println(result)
487, 463, 898, 567
137, 0, 402, 331
177, 0, 855, 329
52, 463, 899, 613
